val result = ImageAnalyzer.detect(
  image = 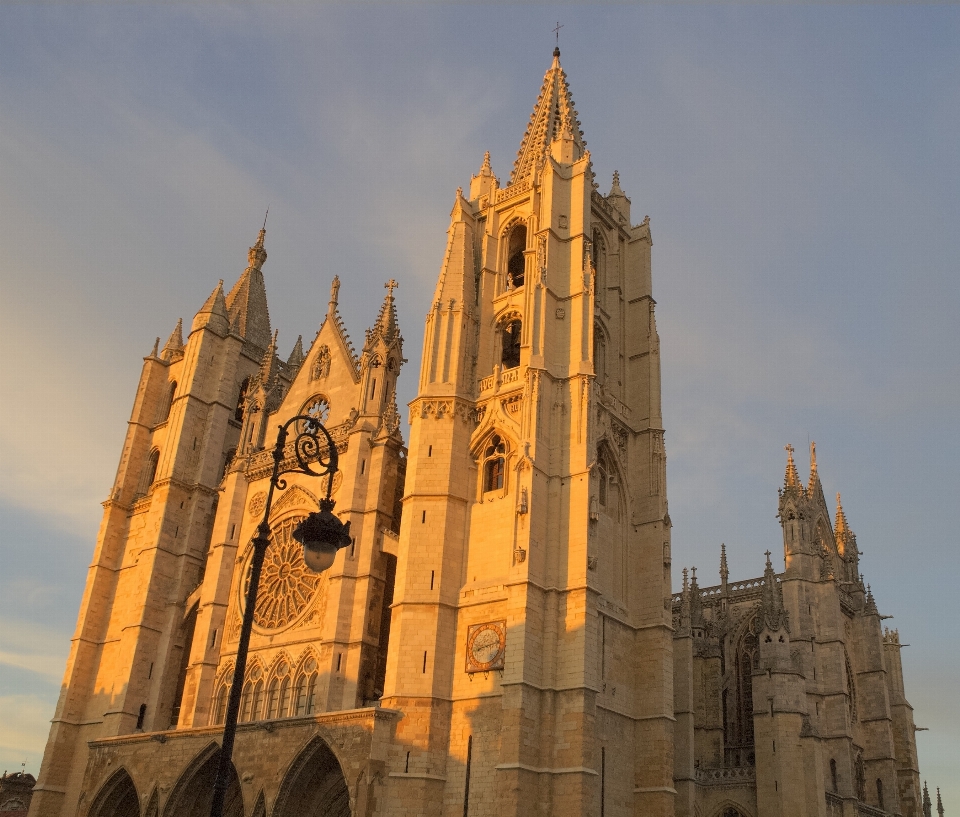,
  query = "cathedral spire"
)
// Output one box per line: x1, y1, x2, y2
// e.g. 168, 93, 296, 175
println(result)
161, 318, 184, 362
225, 226, 272, 350
286, 335, 305, 369
761, 550, 788, 631
367, 279, 401, 347
924, 782, 932, 817
192, 279, 230, 336
937, 787, 944, 817
720, 543, 729, 589
509, 48, 586, 186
